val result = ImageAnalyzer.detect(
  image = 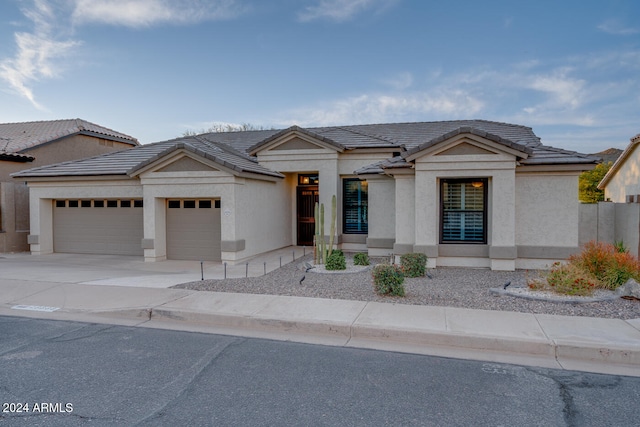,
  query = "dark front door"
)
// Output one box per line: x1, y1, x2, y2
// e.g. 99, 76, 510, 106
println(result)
297, 186, 319, 246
